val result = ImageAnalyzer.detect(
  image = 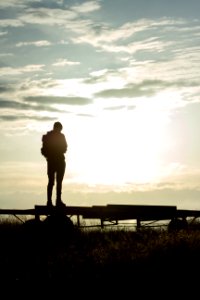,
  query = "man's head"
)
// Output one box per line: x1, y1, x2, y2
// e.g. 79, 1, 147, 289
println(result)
53, 121, 63, 132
